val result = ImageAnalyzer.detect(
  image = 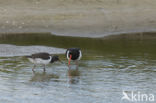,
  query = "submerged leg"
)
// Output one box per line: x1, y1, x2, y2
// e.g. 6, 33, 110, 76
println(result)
68, 64, 71, 70
75, 61, 79, 70
43, 64, 46, 72
32, 64, 36, 72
